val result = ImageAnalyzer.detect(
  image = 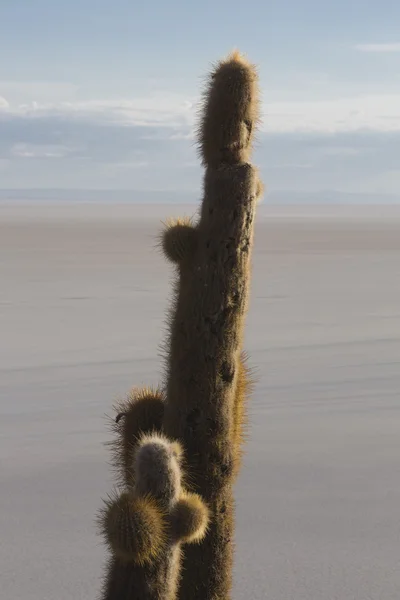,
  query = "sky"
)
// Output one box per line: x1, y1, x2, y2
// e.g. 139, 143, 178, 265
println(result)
1, 0, 400, 201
